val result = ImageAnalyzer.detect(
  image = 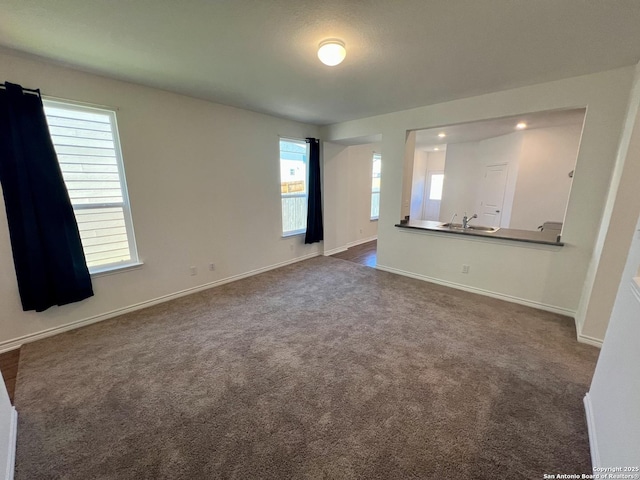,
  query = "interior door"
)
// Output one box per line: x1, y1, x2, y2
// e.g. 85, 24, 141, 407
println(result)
478, 164, 508, 227
423, 170, 444, 221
